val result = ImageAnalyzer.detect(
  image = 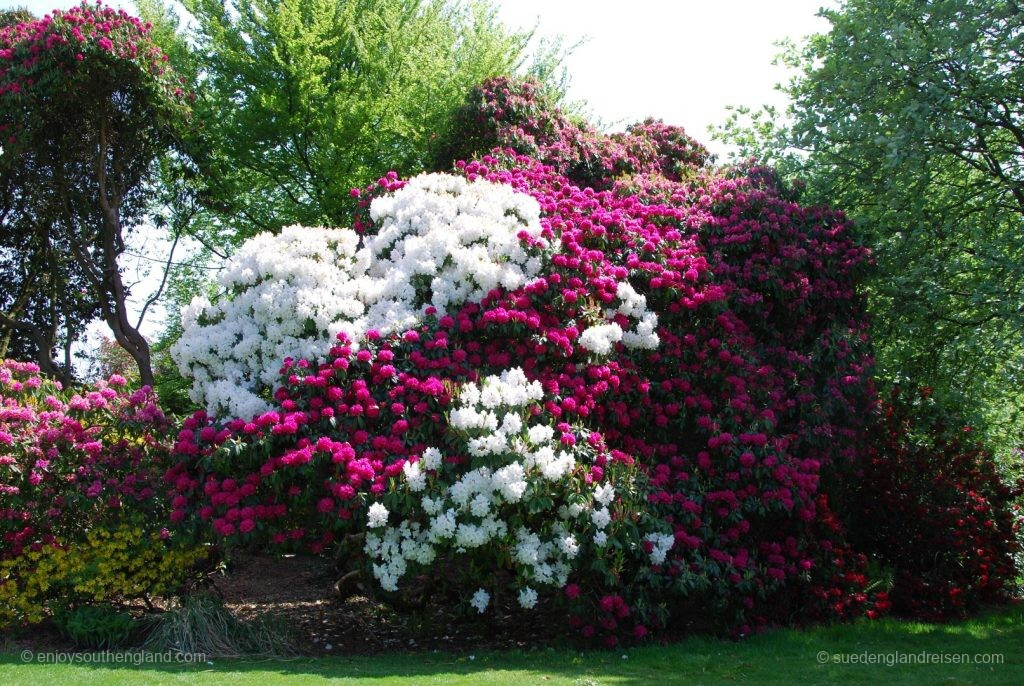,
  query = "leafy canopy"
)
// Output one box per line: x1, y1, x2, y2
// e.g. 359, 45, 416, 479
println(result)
146, 0, 569, 249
